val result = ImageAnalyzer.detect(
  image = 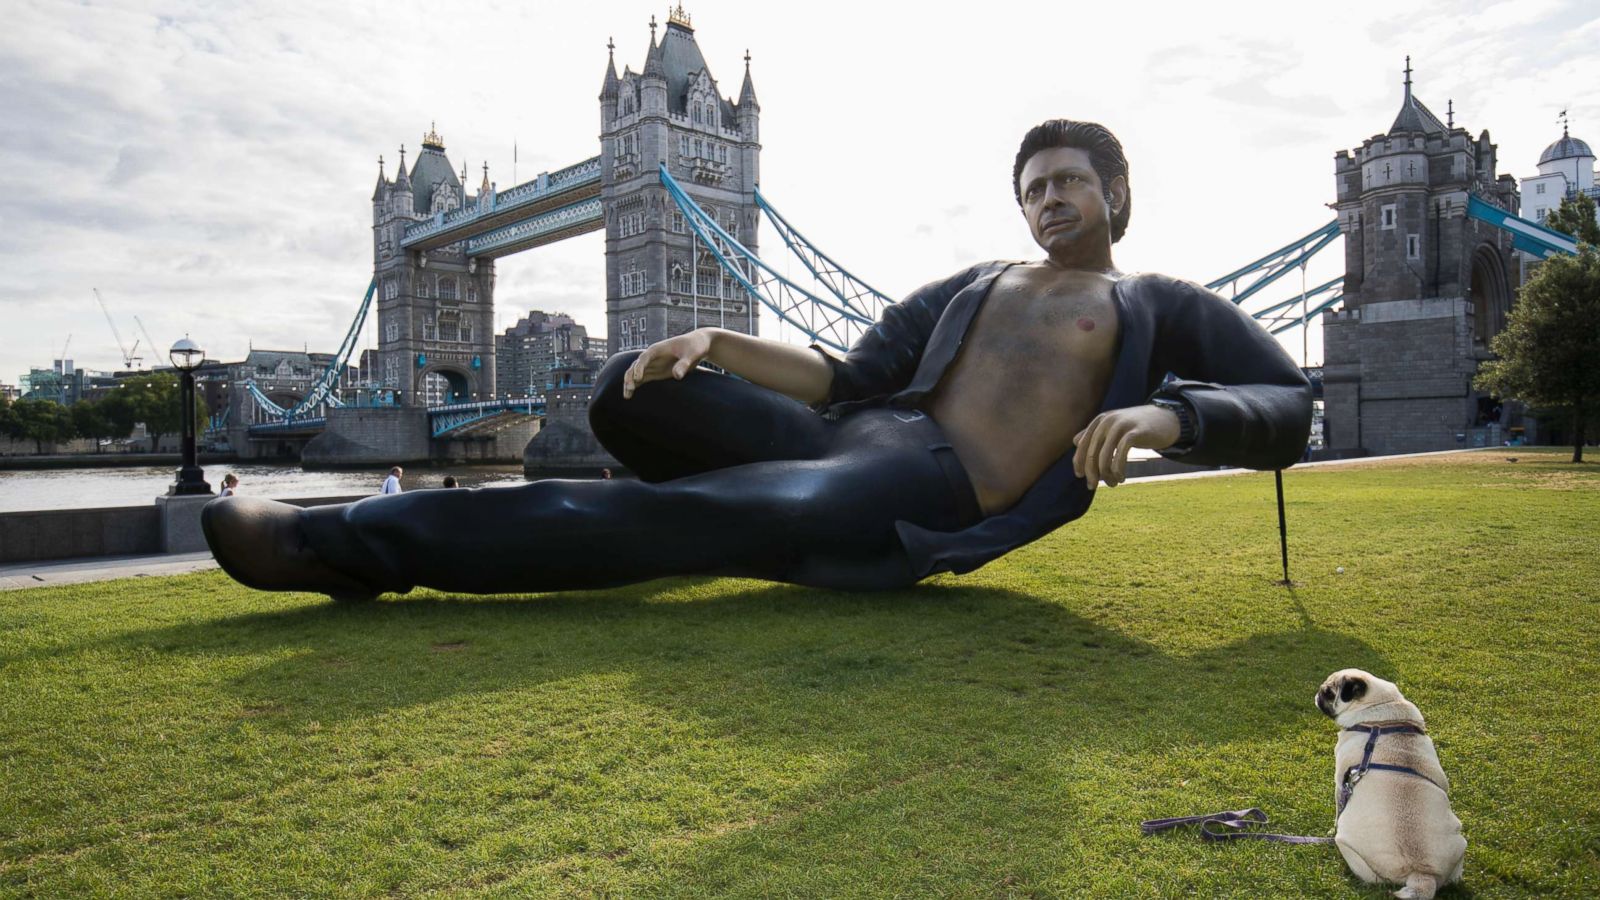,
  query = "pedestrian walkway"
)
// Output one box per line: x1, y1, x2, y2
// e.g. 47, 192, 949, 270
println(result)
0, 551, 217, 591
